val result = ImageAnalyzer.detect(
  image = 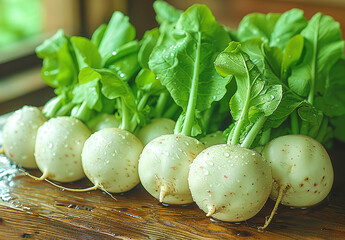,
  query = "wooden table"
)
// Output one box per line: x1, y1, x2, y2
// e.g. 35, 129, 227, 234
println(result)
0, 115, 344, 239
